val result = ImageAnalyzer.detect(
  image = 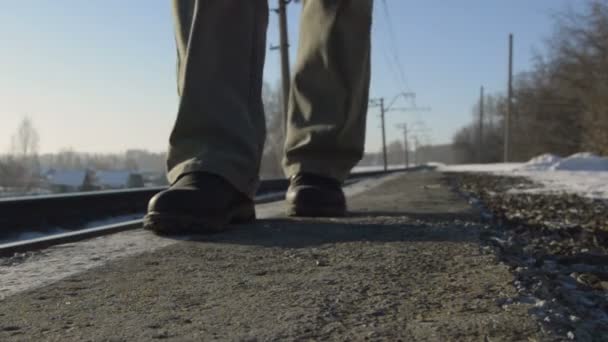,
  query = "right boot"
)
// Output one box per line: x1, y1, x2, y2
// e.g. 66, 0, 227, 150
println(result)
143, 172, 256, 234
285, 173, 347, 217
